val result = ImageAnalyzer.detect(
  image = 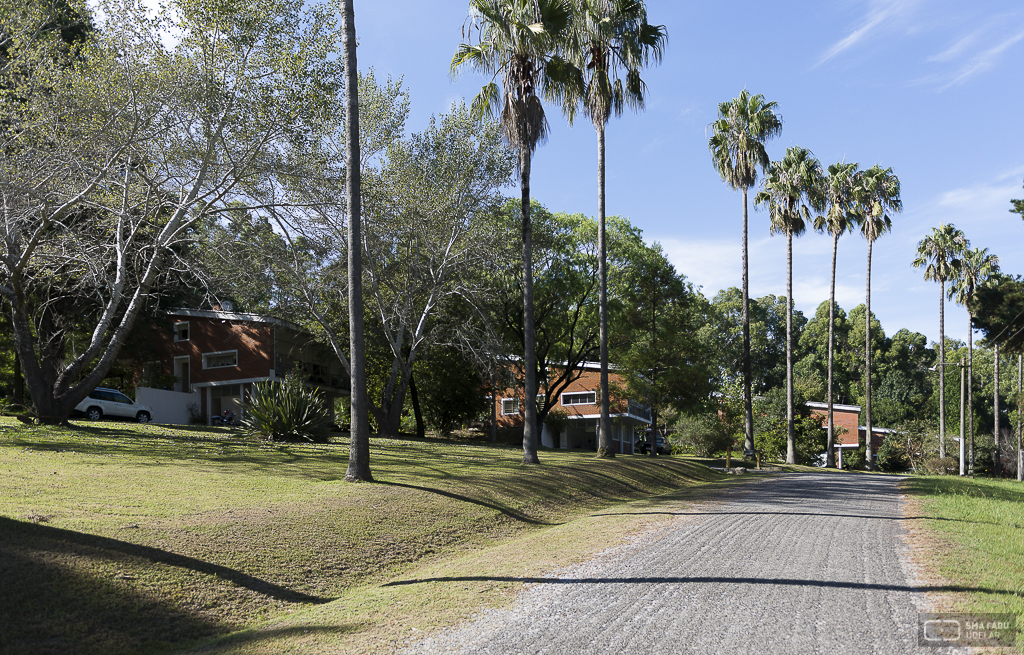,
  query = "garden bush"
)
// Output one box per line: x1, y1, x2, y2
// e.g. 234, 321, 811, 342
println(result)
674, 412, 734, 457
878, 432, 912, 472
242, 378, 331, 443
